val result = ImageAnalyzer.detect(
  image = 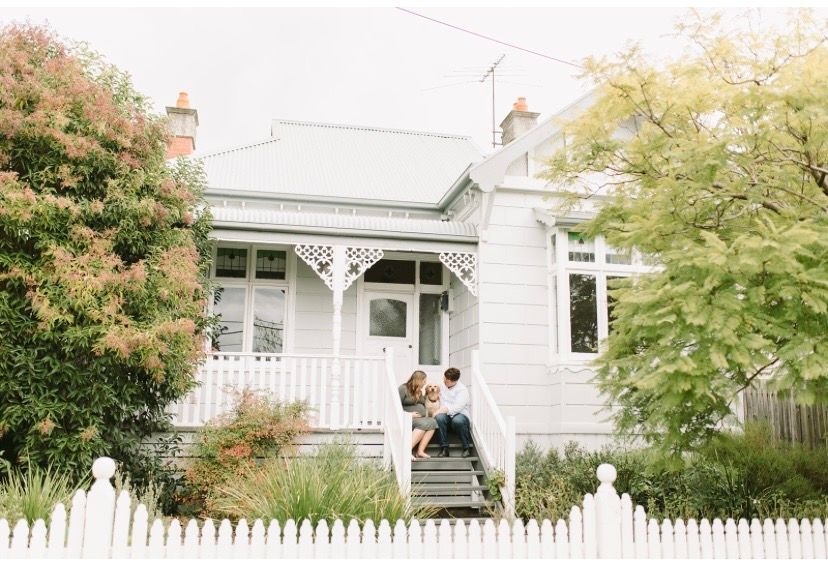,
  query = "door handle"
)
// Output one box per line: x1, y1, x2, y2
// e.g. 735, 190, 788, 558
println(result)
408, 345, 413, 349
